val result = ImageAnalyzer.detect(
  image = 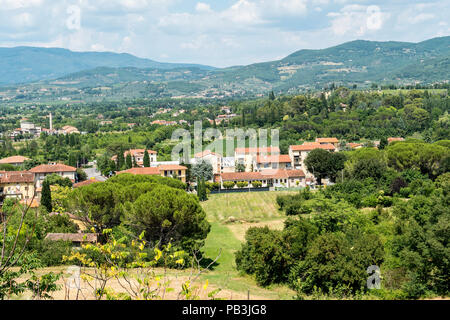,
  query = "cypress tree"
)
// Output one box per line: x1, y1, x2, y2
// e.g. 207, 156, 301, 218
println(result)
126, 153, 132, 169
143, 149, 150, 167
117, 148, 125, 170
41, 180, 52, 213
